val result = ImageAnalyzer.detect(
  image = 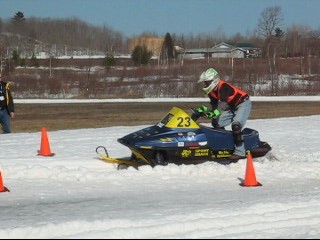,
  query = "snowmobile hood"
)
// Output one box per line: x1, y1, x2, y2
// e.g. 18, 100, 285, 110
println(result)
118, 107, 200, 148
